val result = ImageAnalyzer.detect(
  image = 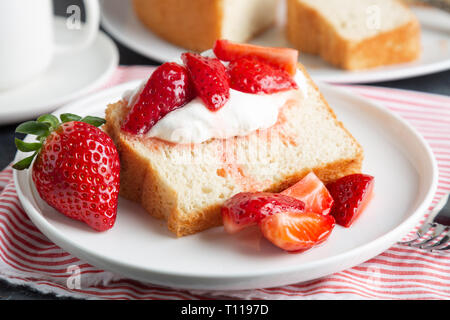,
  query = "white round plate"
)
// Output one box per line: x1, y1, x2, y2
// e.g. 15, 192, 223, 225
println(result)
100, 0, 450, 84
14, 81, 438, 290
0, 18, 118, 125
